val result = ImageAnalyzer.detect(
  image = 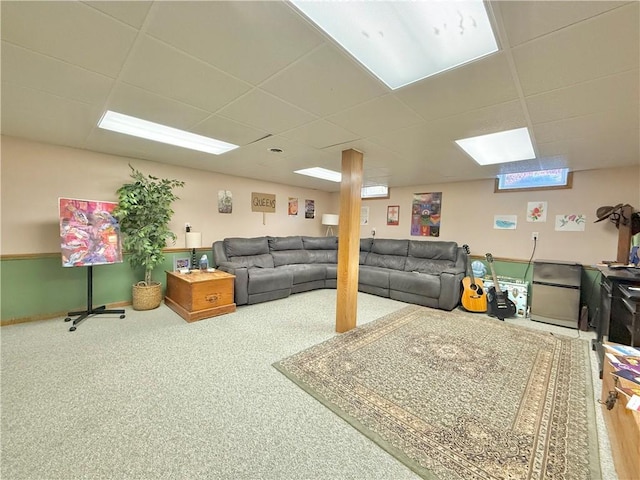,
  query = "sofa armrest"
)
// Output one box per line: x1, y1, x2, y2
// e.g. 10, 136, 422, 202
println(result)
439, 270, 465, 310
217, 262, 248, 305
